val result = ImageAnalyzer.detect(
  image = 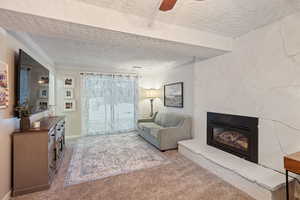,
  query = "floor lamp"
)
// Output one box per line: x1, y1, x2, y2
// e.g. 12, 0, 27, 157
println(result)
145, 89, 160, 117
